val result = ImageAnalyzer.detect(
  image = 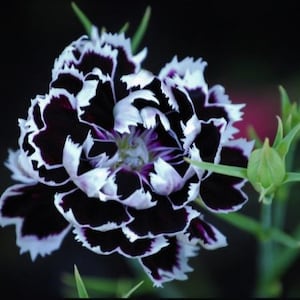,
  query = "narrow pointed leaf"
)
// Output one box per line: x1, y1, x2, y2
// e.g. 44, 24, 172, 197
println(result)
119, 22, 130, 33
275, 123, 300, 159
131, 6, 151, 53
272, 116, 283, 148
74, 264, 89, 298
71, 2, 93, 35
214, 211, 300, 248
122, 280, 144, 298
247, 125, 263, 148
279, 85, 291, 121
185, 158, 248, 179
